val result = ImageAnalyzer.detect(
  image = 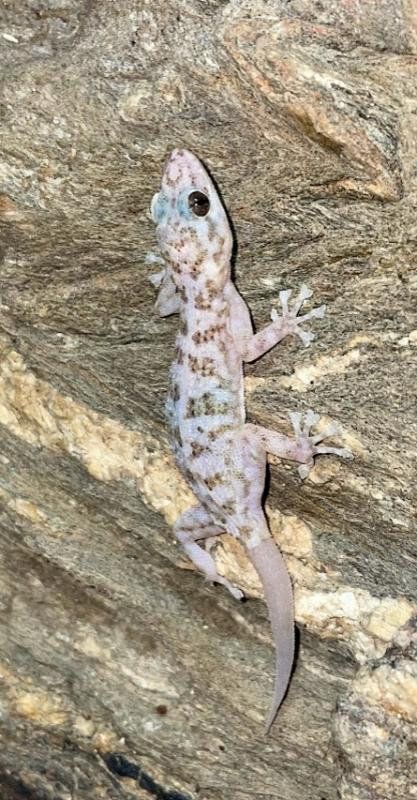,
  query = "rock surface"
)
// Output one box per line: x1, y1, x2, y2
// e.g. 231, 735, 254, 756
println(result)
0, 1, 416, 798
